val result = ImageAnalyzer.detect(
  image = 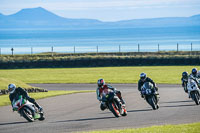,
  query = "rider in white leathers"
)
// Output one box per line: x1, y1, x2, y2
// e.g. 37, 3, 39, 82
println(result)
188, 68, 200, 88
